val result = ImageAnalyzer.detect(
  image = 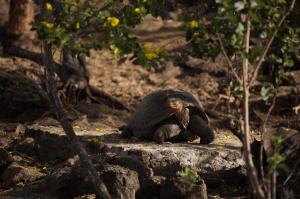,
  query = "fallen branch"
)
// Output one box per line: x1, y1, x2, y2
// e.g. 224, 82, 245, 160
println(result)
41, 41, 111, 199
